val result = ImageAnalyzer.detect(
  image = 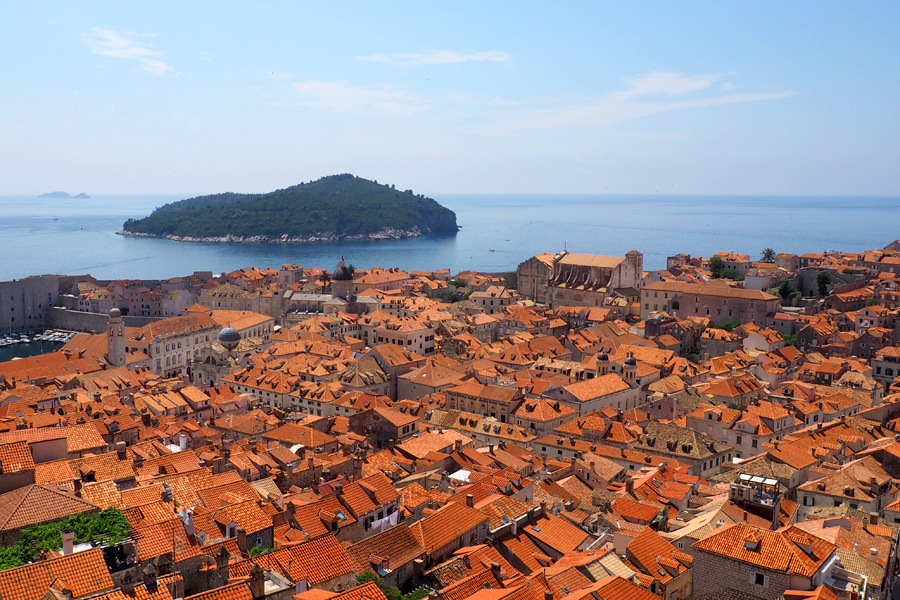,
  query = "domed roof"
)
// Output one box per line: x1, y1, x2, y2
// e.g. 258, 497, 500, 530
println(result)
109, 307, 121, 318
598, 352, 609, 362
332, 255, 353, 281
624, 354, 637, 366
218, 326, 241, 347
